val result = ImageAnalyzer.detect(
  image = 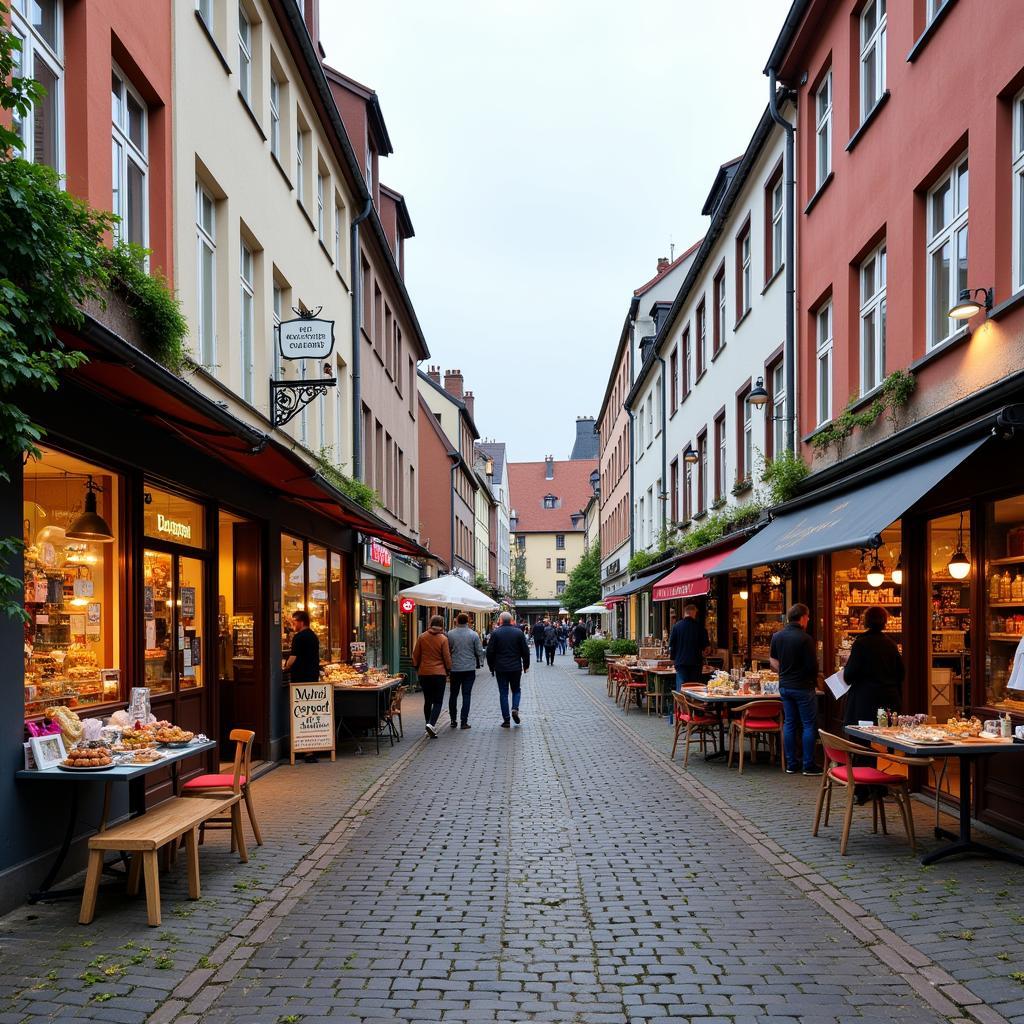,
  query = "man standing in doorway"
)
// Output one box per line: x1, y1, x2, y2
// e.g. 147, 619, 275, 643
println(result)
667, 604, 710, 723
487, 610, 530, 727
770, 603, 822, 776
283, 609, 321, 761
